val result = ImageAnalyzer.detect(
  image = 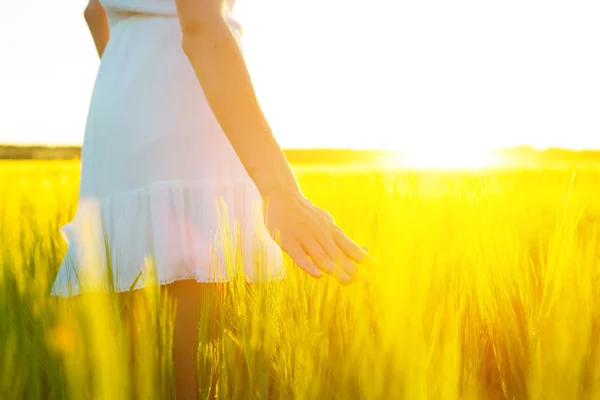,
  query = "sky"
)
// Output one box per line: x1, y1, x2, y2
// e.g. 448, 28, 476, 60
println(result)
1, 0, 599, 151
